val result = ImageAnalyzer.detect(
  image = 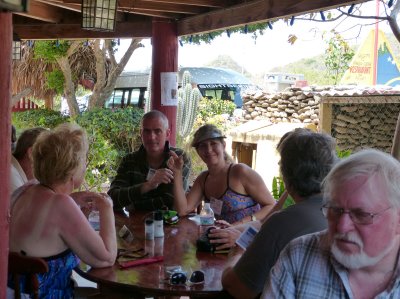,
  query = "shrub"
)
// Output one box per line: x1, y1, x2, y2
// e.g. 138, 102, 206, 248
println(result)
83, 131, 119, 191
271, 176, 295, 208
197, 98, 236, 122
12, 109, 69, 129
337, 148, 351, 158
75, 107, 143, 157
75, 107, 144, 190
12, 107, 143, 191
